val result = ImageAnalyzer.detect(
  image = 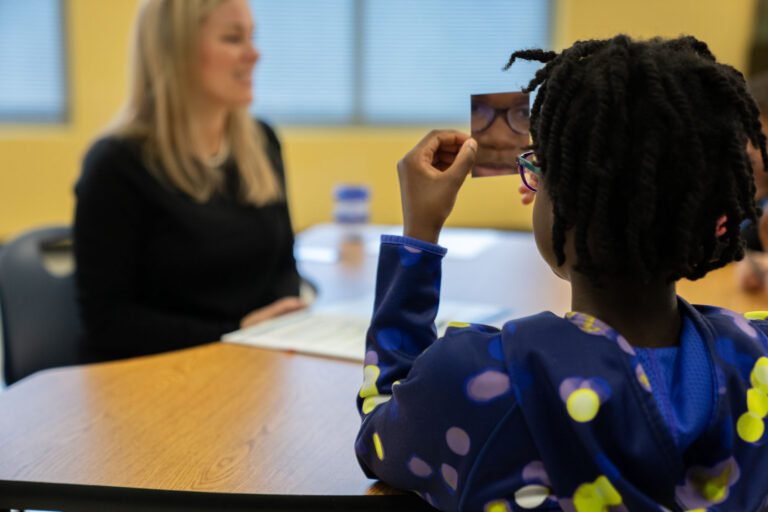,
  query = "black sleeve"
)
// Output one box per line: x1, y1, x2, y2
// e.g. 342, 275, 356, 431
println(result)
74, 138, 238, 360
258, 121, 301, 298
